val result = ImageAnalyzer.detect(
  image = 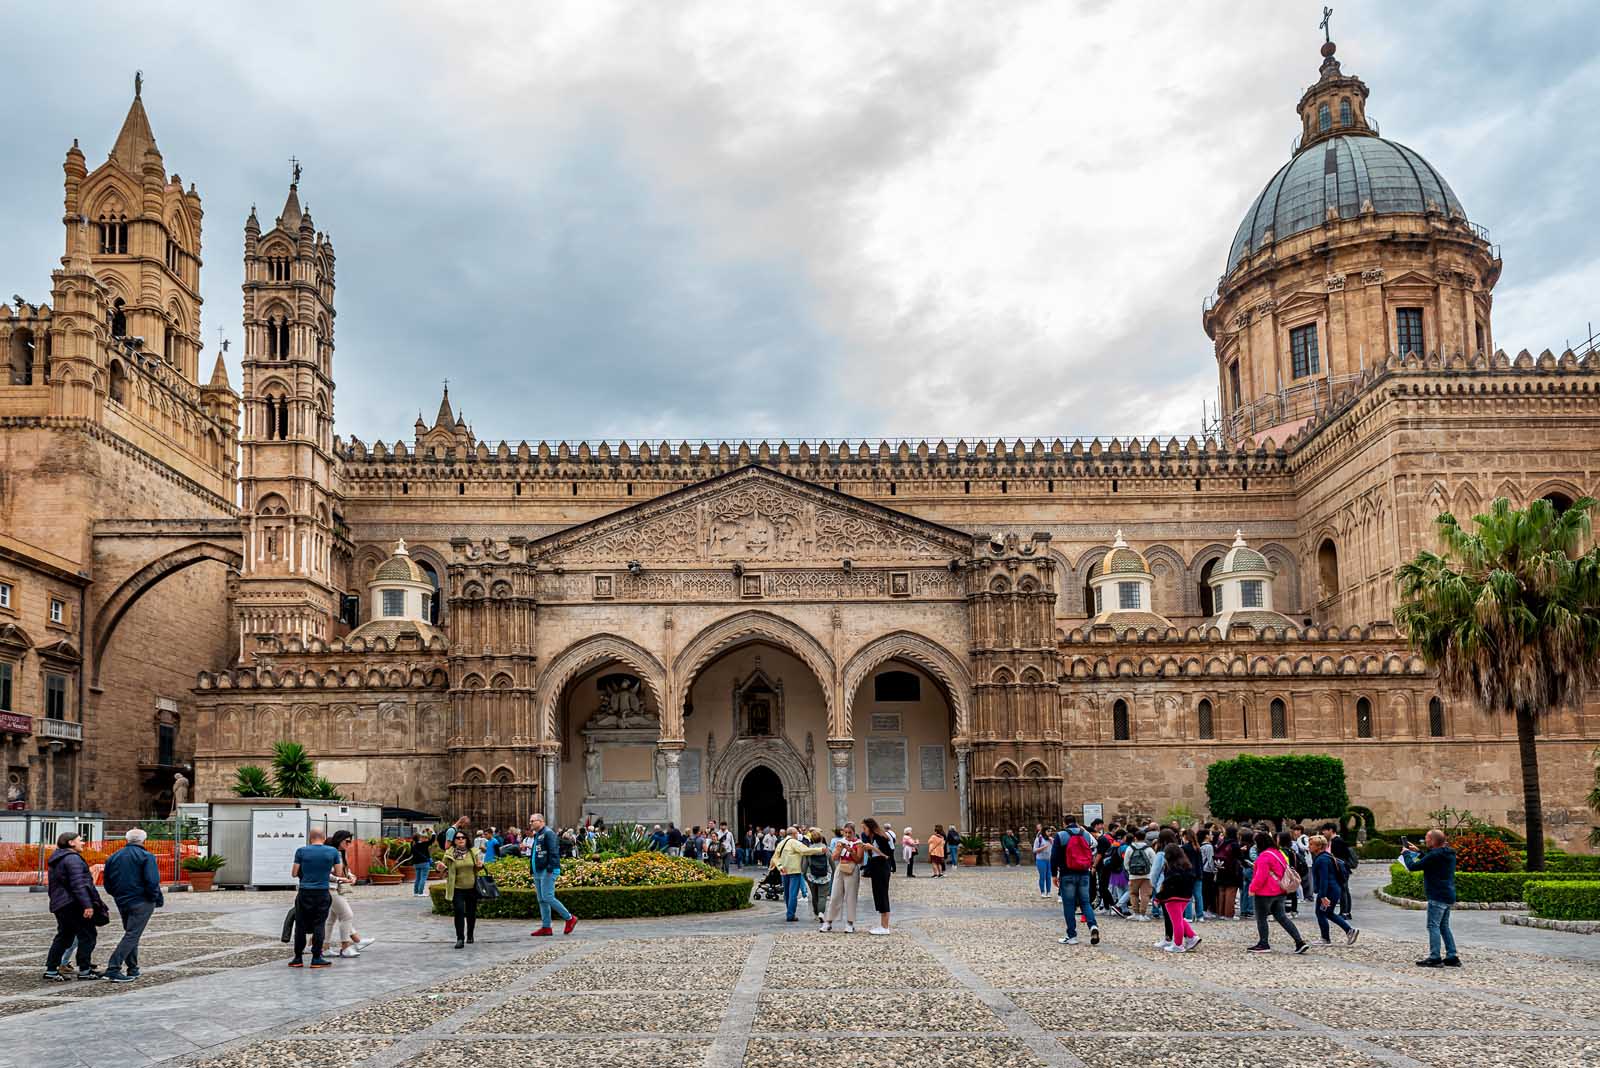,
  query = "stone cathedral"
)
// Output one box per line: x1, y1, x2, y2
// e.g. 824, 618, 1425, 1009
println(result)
3, 41, 1598, 844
